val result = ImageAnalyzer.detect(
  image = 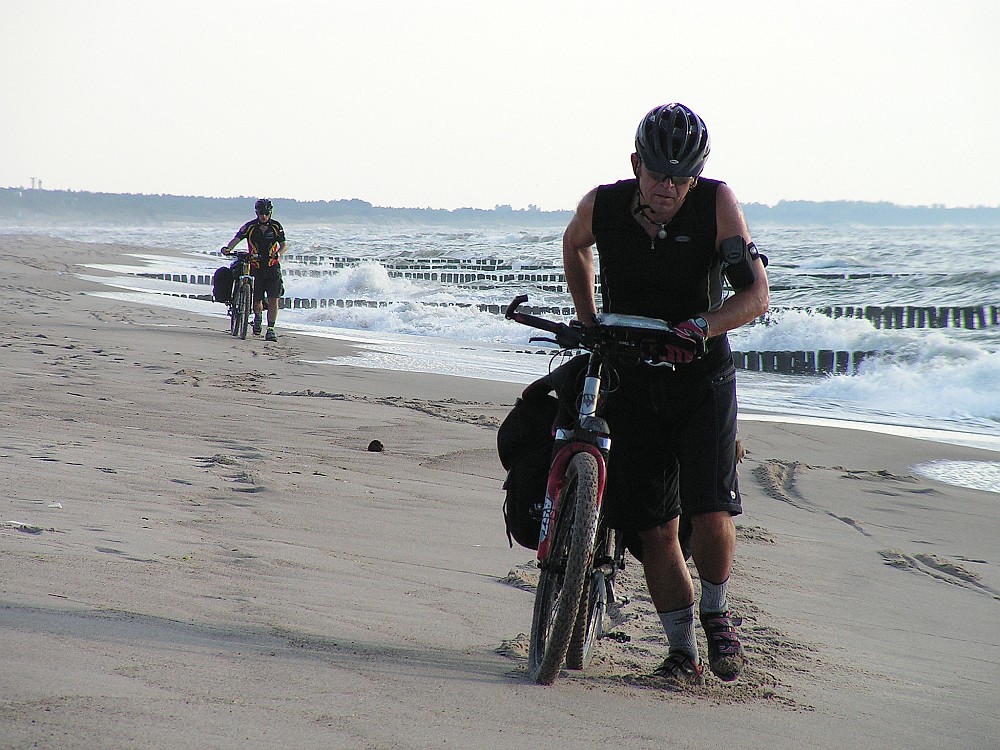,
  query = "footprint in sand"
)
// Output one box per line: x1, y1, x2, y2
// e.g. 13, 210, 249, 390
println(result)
752, 459, 809, 509
165, 369, 203, 386
878, 548, 999, 598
